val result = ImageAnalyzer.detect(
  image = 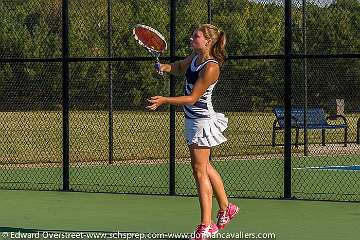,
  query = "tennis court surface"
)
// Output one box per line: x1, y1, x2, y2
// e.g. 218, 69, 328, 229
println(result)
0, 189, 359, 240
